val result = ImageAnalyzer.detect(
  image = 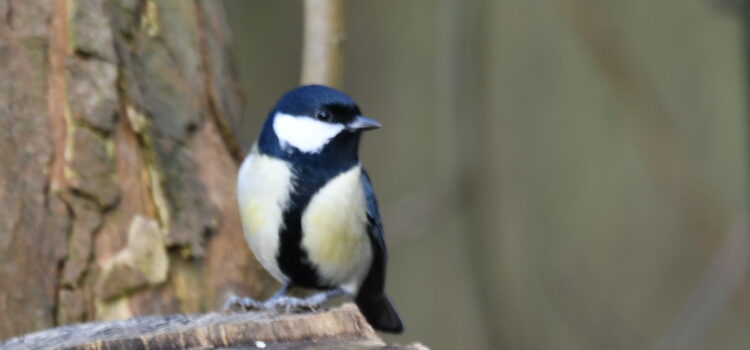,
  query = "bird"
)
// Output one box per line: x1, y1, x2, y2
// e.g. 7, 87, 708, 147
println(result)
230, 85, 404, 333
